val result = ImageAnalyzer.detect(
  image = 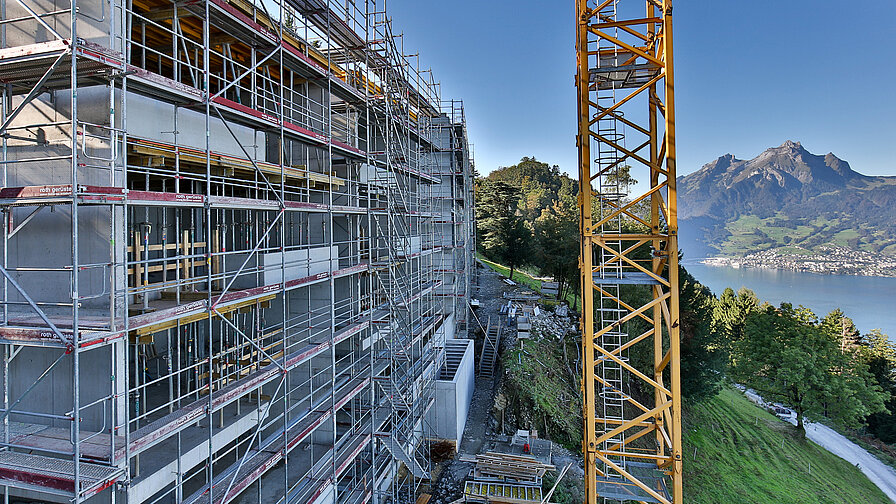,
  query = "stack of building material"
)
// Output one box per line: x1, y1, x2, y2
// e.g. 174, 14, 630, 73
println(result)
540, 281, 559, 298
461, 451, 556, 503
473, 452, 555, 486
516, 315, 531, 340
462, 481, 544, 504
503, 291, 541, 302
